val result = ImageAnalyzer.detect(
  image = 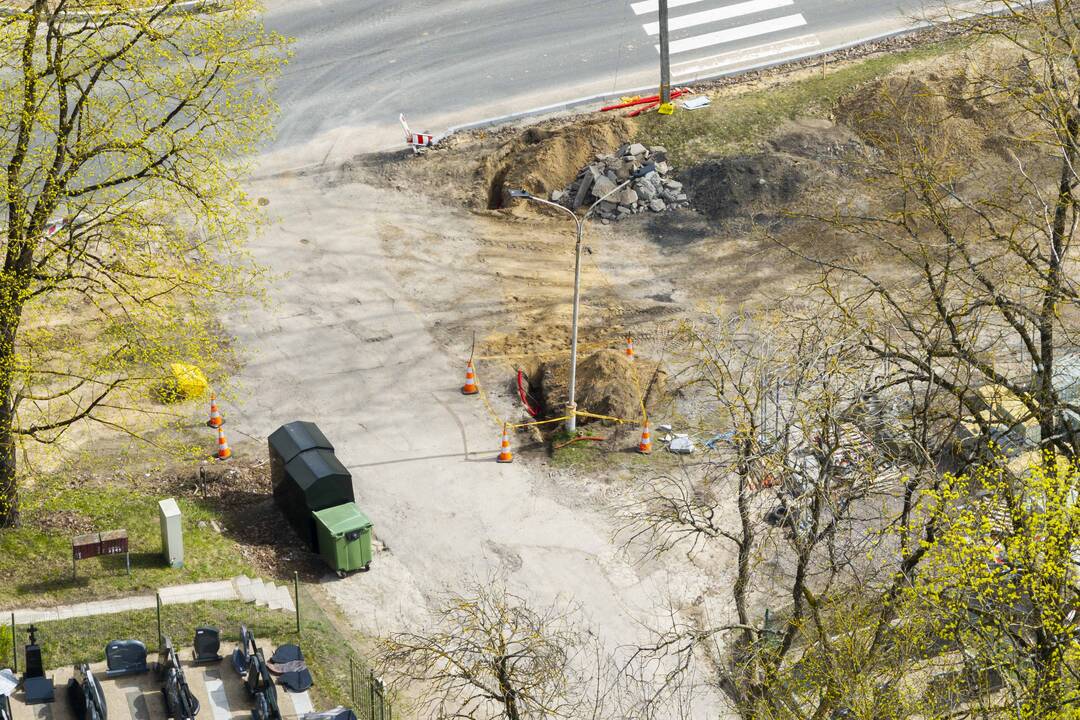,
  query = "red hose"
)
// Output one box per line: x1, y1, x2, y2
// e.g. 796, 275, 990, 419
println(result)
600, 88, 689, 112
518, 370, 539, 418
627, 101, 660, 118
